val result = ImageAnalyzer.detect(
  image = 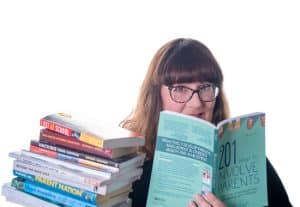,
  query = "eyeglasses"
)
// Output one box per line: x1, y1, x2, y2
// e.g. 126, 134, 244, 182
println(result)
166, 83, 219, 103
